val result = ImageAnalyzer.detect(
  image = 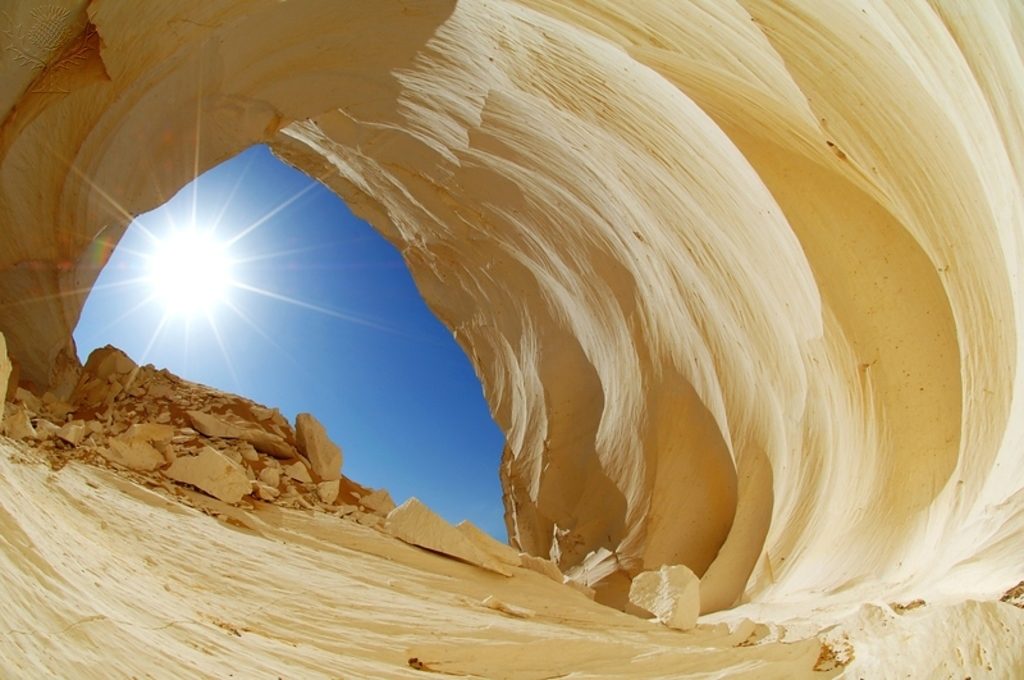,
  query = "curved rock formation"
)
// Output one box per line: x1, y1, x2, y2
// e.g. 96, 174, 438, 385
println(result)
1, 0, 1023, 675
